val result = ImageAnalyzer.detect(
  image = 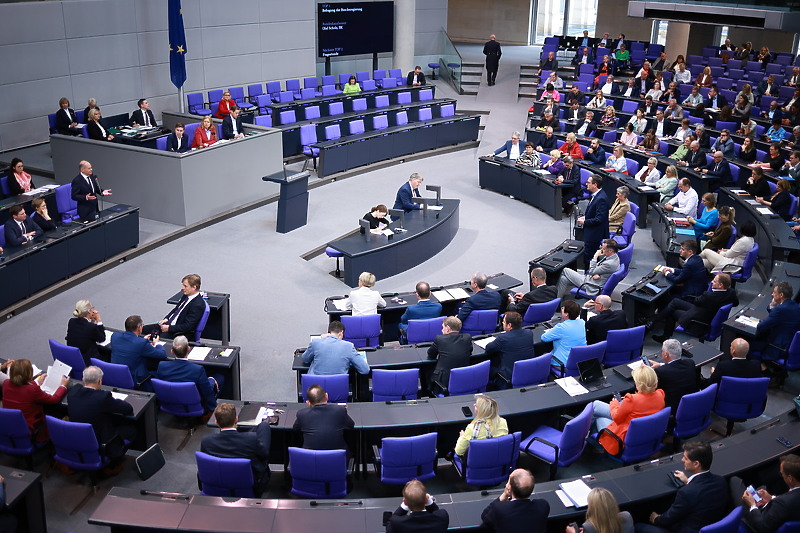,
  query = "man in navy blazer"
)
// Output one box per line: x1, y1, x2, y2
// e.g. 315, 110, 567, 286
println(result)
652, 273, 738, 341
427, 316, 473, 392
504, 267, 557, 316
201, 402, 271, 496
167, 123, 190, 153
699, 151, 733, 188
741, 454, 800, 533
756, 281, 800, 362
110, 315, 167, 386
585, 295, 628, 344
651, 339, 699, 413
71, 160, 112, 222
705, 338, 761, 386
143, 274, 206, 340
3, 206, 42, 248
484, 312, 535, 386
491, 132, 524, 160
664, 240, 708, 300
222, 107, 244, 140
639, 441, 728, 533
386, 480, 449, 533
156, 336, 218, 413
399, 282, 443, 335
703, 86, 728, 110
577, 174, 610, 270
393, 173, 424, 212
457, 272, 502, 322
293, 384, 354, 451
481, 469, 549, 533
